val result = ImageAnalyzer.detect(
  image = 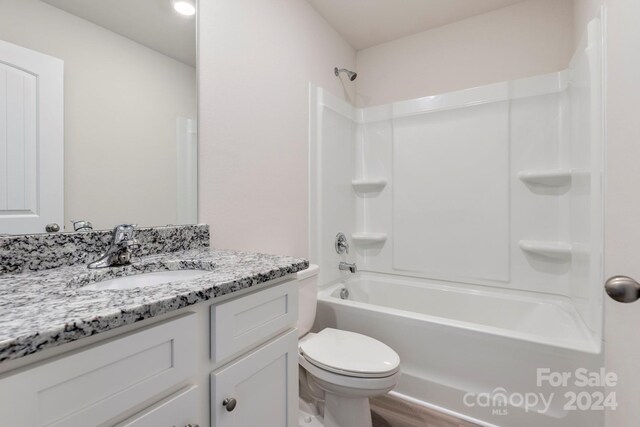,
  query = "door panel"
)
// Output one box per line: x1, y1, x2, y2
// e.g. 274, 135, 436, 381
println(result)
0, 39, 63, 234
0, 63, 36, 212
547, 2, 640, 424
604, 0, 640, 425
211, 330, 298, 427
